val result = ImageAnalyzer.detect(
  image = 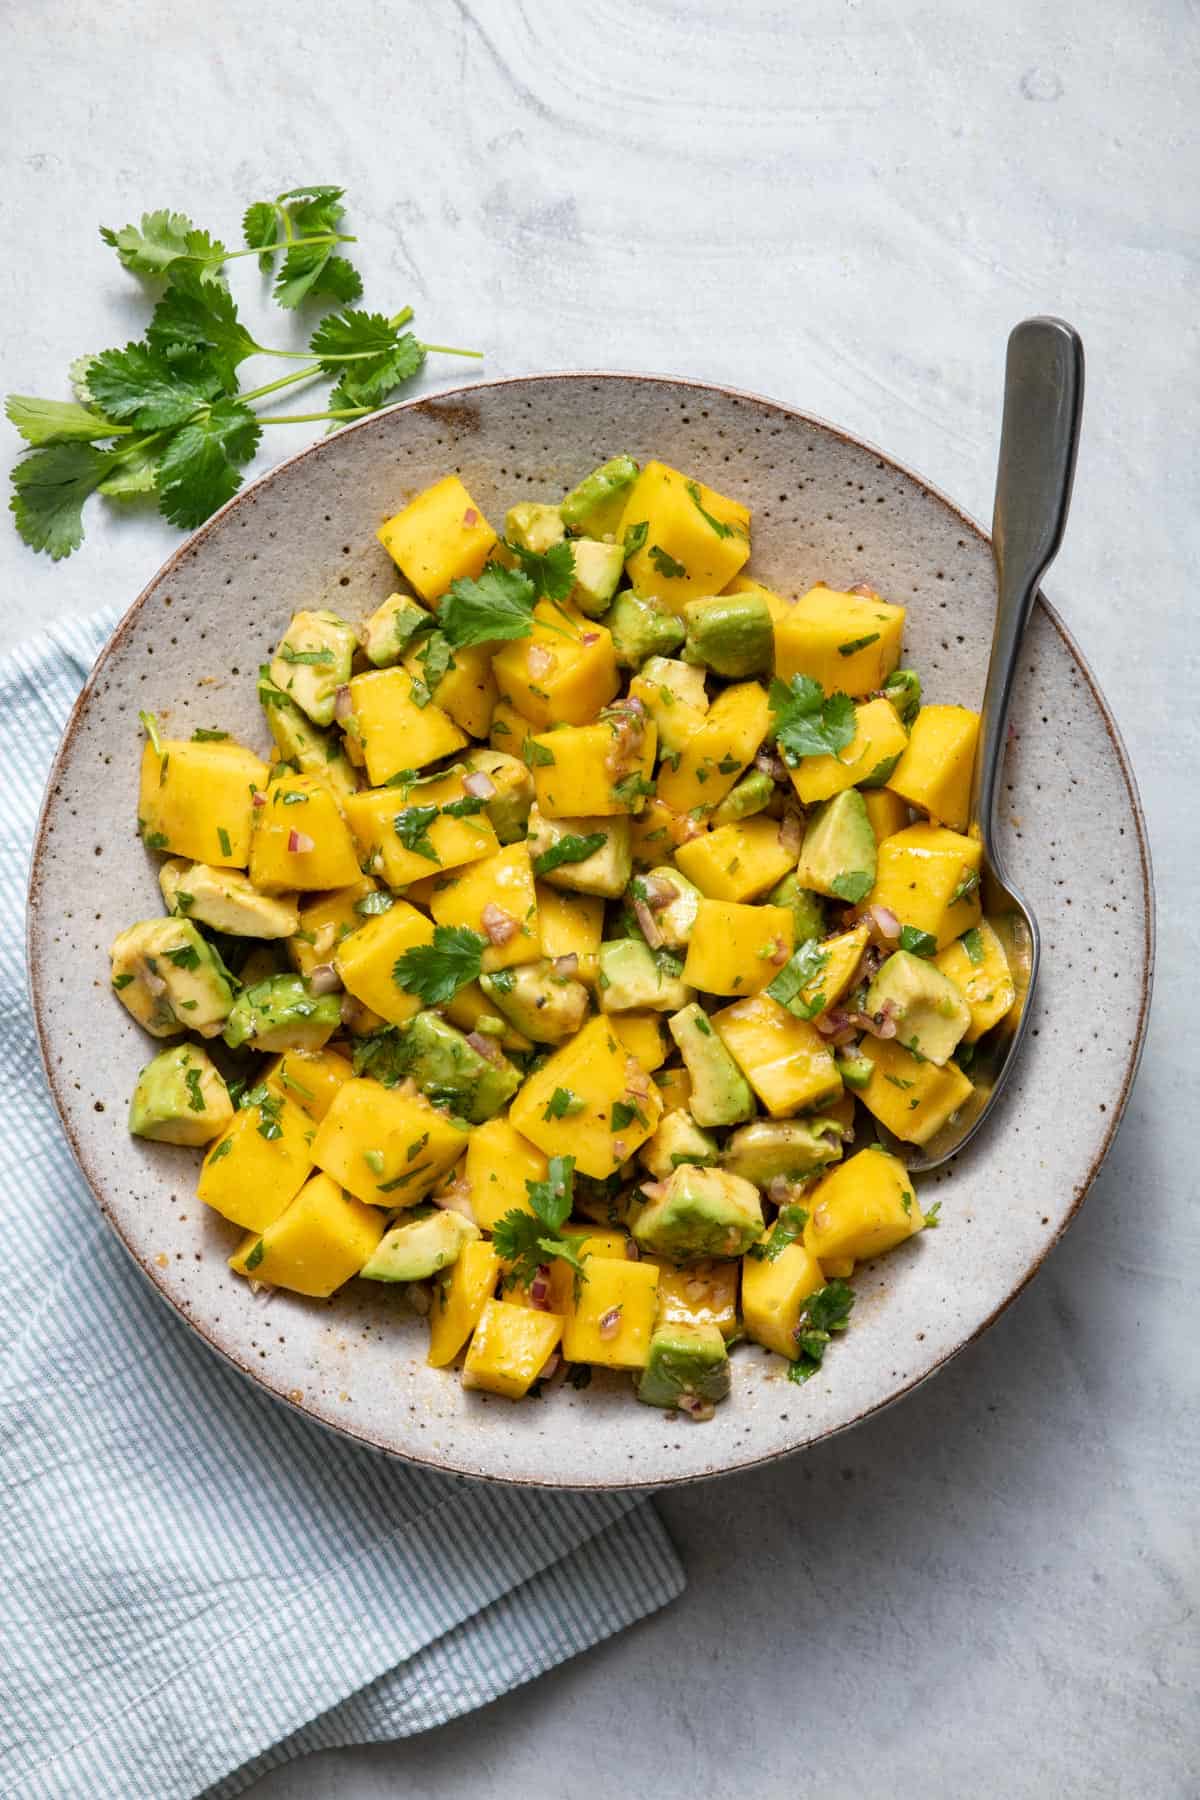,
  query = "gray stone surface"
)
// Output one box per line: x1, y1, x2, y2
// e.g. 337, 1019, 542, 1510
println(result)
2, 3, 1193, 1796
